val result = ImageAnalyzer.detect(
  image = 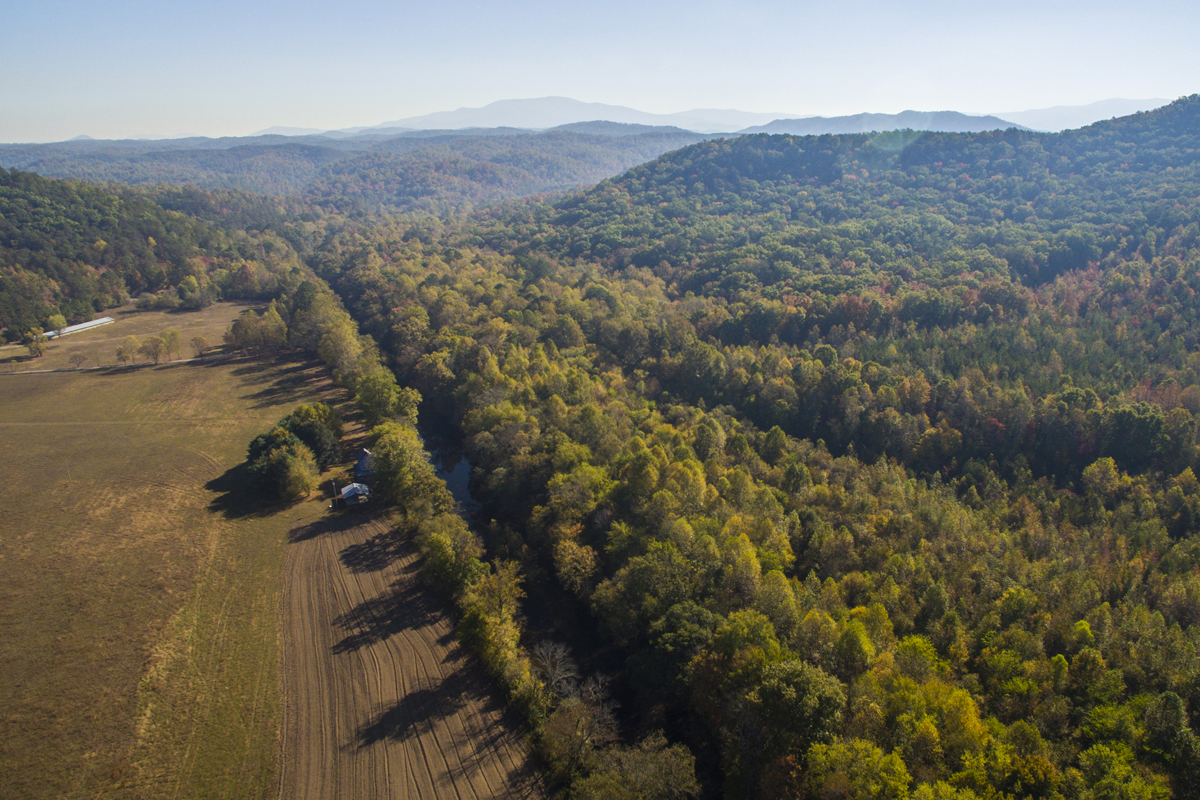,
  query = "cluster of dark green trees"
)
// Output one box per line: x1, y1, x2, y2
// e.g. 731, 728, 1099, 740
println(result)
247, 403, 343, 500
